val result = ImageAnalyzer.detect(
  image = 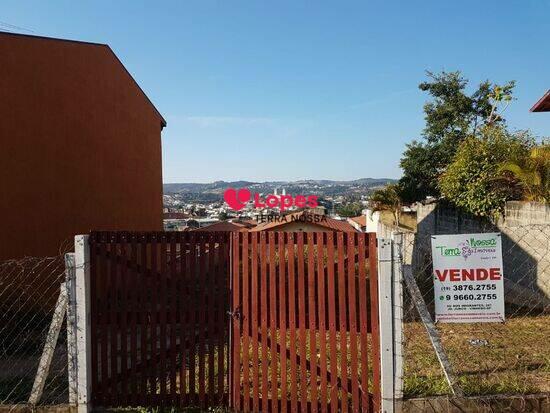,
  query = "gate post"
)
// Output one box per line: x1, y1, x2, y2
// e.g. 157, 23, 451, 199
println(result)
377, 235, 404, 413
65, 253, 78, 405
391, 233, 404, 410
74, 235, 92, 413
377, 238, 394, 413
